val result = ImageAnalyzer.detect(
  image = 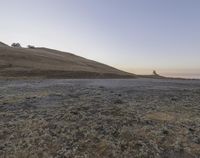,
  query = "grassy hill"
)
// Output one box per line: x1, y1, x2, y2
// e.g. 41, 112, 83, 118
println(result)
0, 42, 9, 47
0, 43, 135, 78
